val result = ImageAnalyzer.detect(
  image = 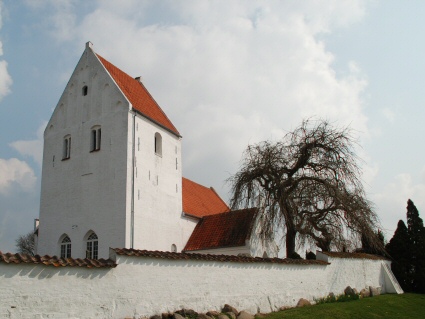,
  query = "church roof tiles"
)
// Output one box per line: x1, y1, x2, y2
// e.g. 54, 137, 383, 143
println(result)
182, 177, 229, 218
113, 248, 329, 265
0, 251, 117, 268
319, 251, 388, 260
183, 208, 257, 252
96, 53, 180, 136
